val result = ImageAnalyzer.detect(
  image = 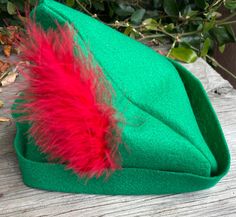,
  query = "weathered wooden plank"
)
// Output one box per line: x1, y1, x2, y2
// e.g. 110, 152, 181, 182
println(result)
0, 58, 236, 216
